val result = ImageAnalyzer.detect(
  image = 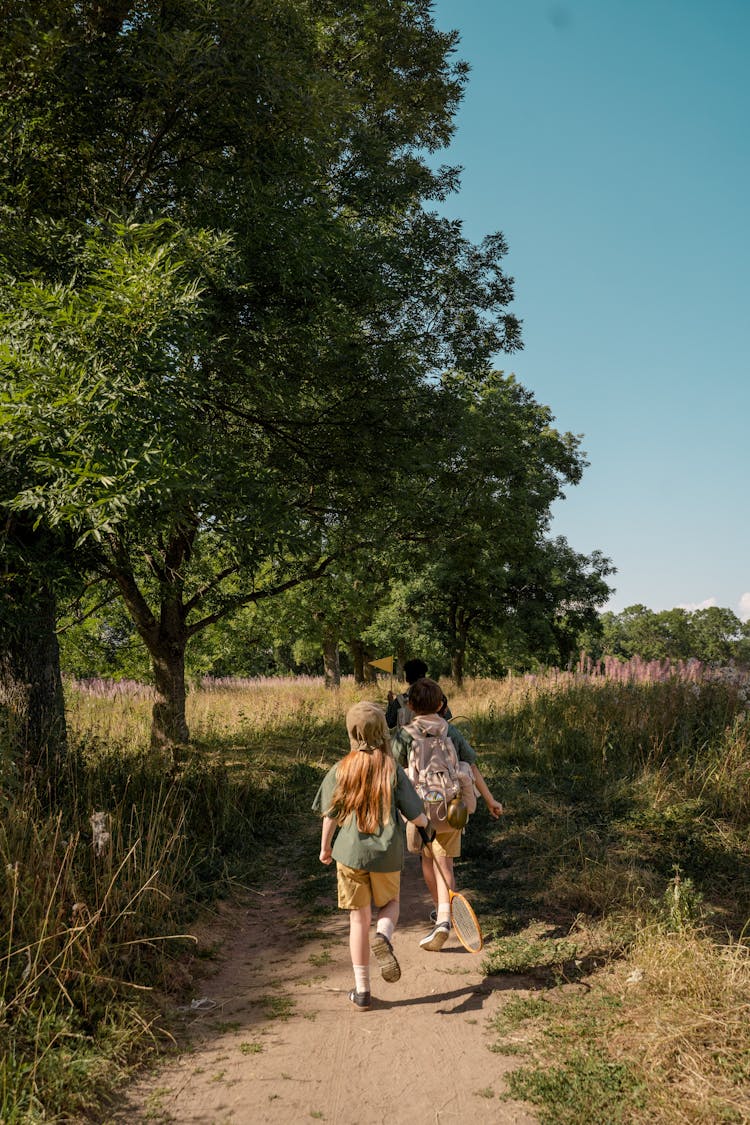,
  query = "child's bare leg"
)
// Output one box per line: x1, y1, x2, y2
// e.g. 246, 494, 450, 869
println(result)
349, 904, 371, 966
435, 854, 455, 895
349, 905, 371, 998
421, 852, 455, 901
376, 897, 399, 942
421, 851, 439, 905
419, 852, 454, 949
432, 855, 453, 924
